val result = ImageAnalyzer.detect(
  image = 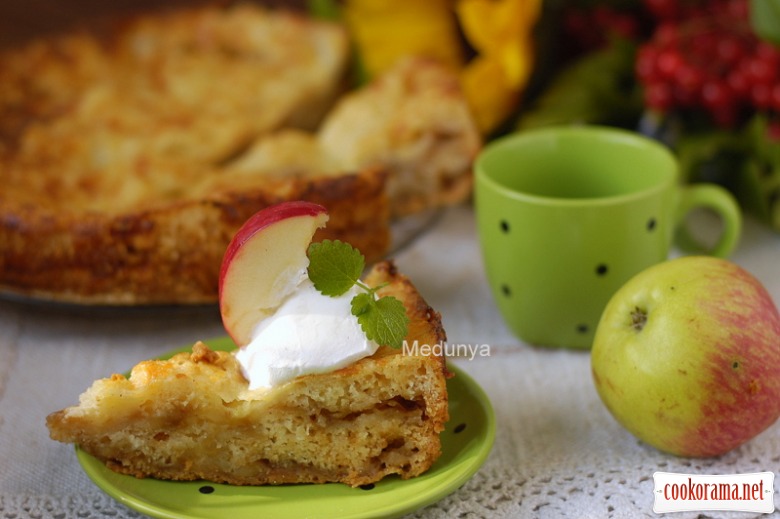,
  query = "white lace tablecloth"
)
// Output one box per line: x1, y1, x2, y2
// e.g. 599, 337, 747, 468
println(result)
1, 205, 779, 518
